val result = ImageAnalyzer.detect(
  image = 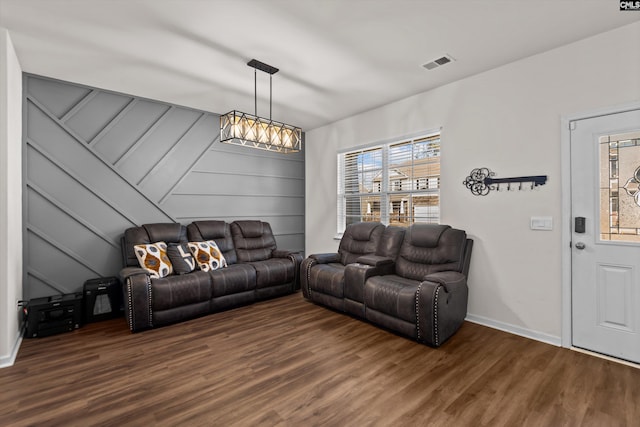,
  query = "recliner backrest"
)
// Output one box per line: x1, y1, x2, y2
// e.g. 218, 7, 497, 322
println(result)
187, 221, 238, 265
376, 225, 406, 260
231, 220, 277, 262
338, 222, 385, 265
395, 224, 468, 280
122, 223, 187, 267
